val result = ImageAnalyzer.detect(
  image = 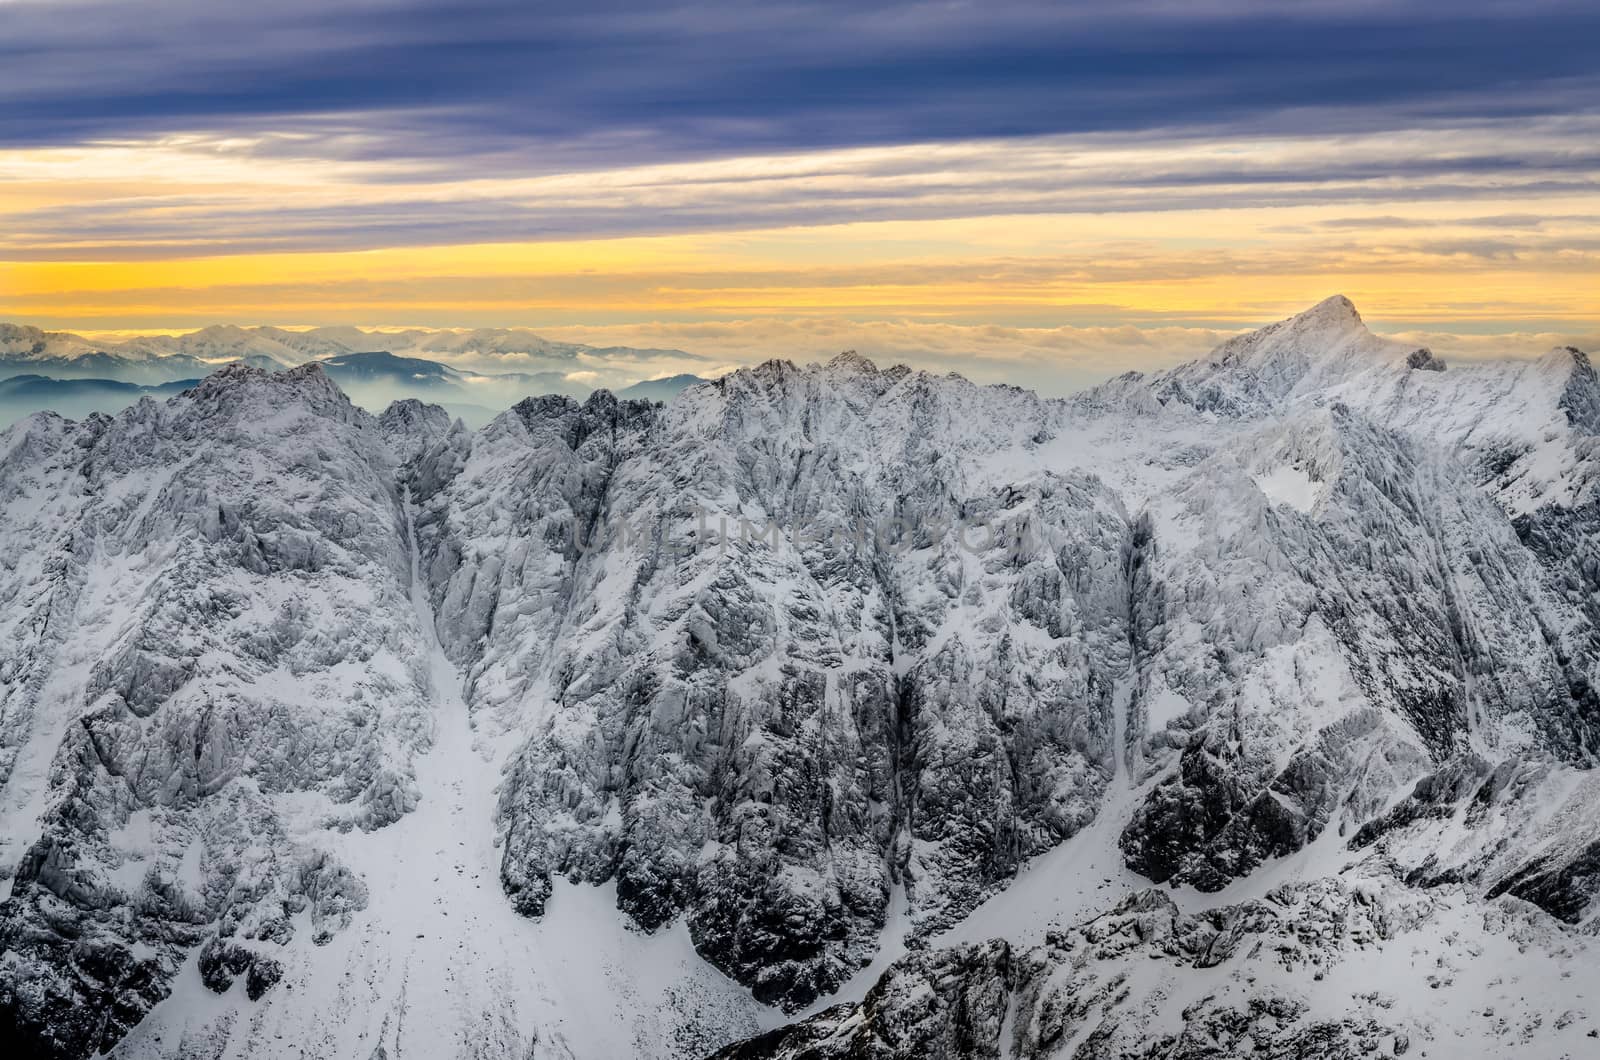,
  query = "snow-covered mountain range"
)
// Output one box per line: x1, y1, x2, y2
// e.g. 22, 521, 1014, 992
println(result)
2, 297, 1598, 1059
0, 323, 698, 381
0, 324, 710, 428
